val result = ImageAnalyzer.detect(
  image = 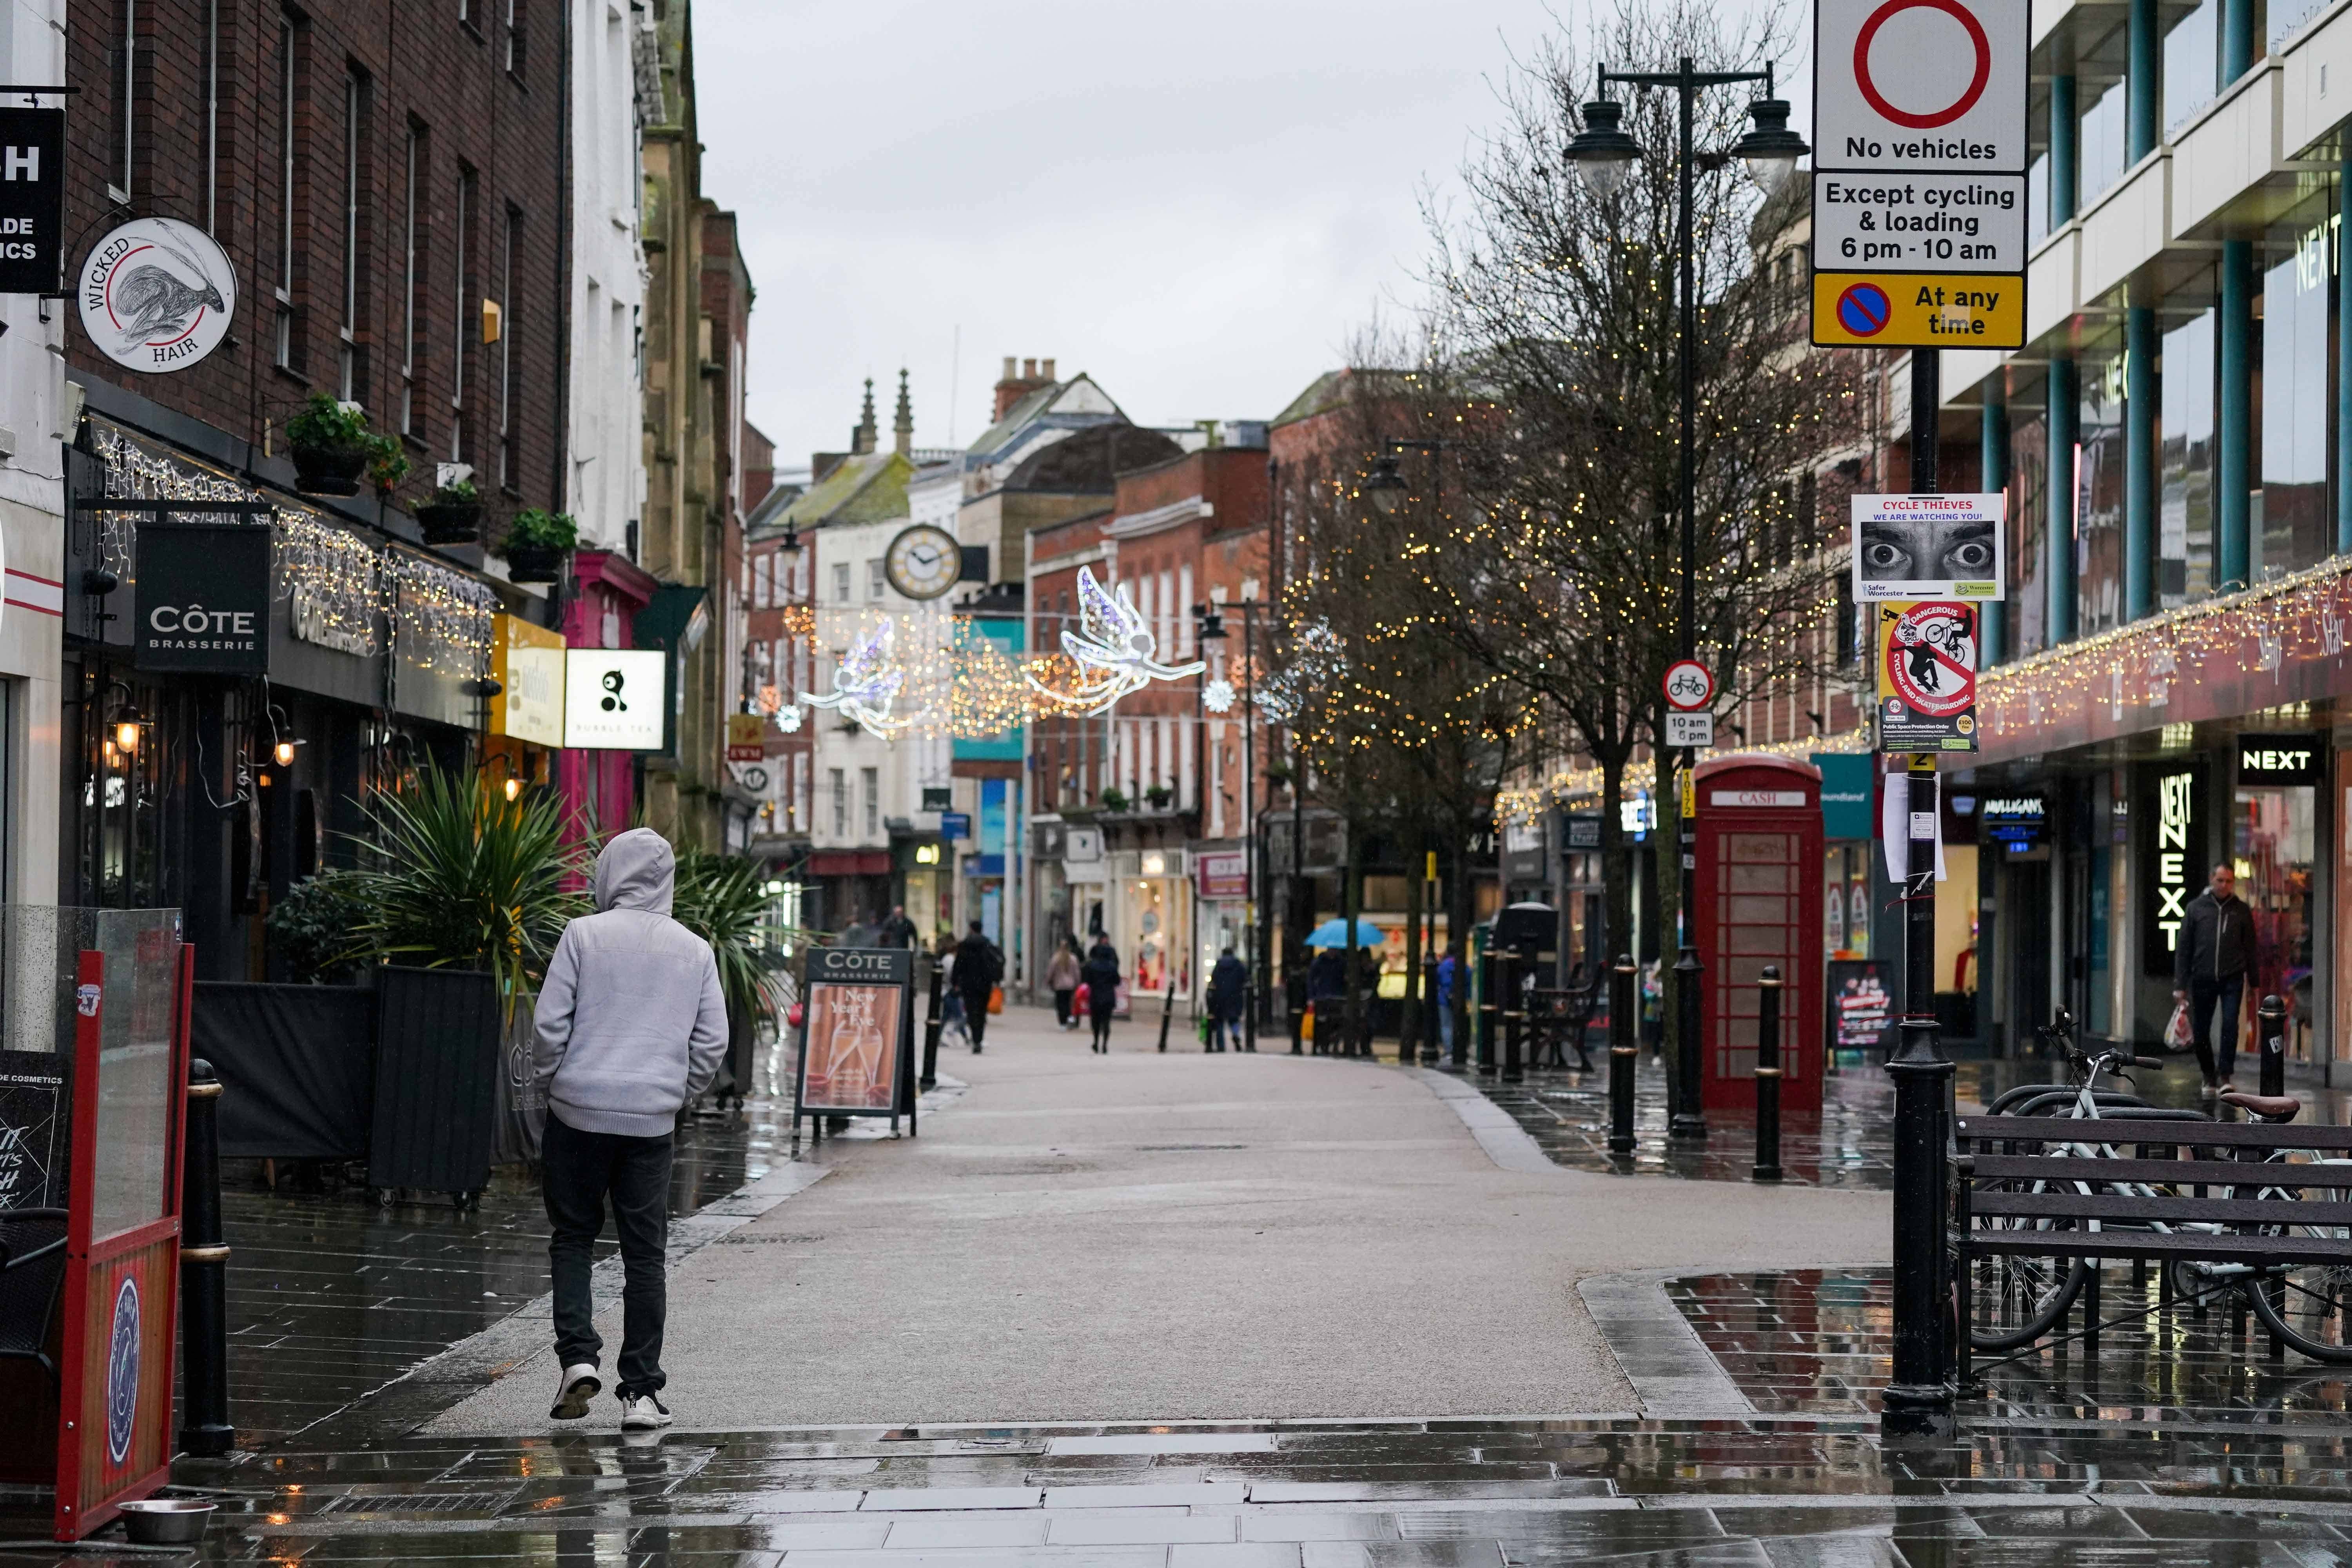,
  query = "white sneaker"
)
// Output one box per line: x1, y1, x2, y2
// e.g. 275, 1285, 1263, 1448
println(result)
550, 1363, 600, 1420
620, 1392, 673, 1430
